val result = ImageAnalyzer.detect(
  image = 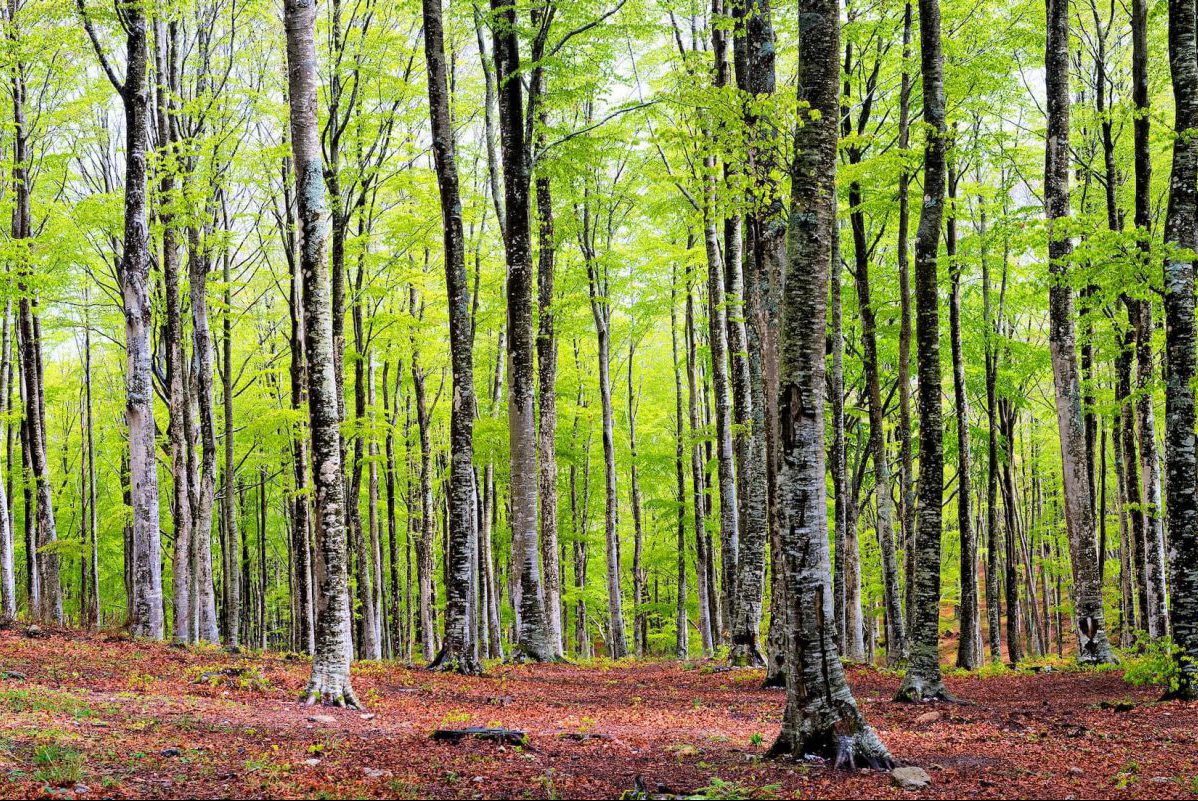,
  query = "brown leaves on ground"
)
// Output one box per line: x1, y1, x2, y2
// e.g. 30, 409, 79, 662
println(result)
0, 627, 1195, 799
